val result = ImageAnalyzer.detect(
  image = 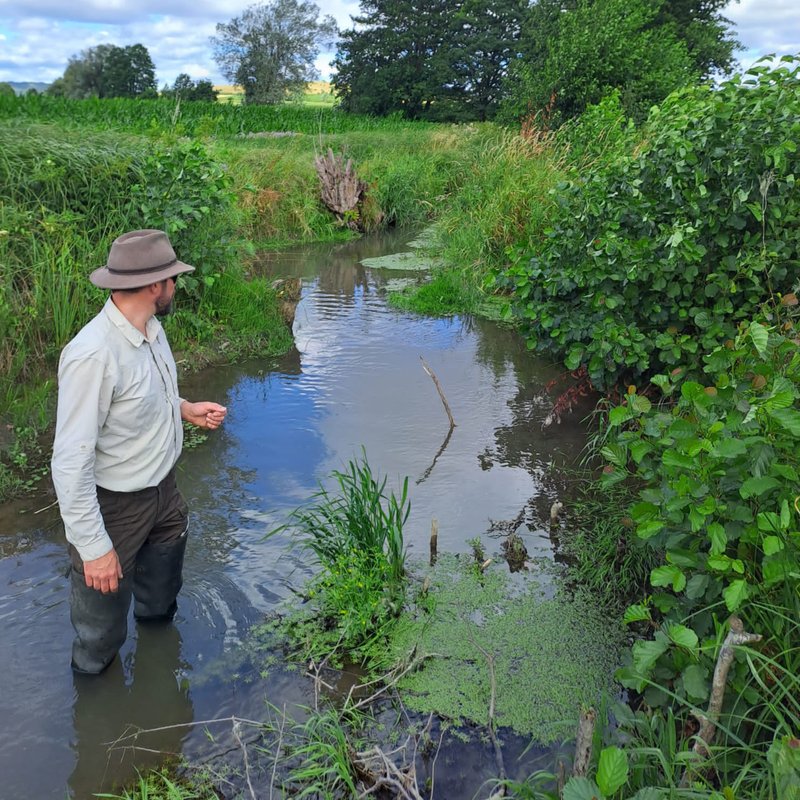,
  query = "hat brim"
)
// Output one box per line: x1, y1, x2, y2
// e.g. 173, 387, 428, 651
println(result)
90, 260, 195, 290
